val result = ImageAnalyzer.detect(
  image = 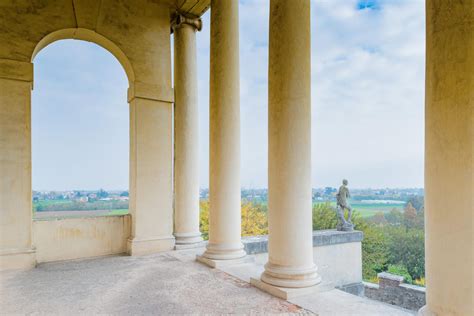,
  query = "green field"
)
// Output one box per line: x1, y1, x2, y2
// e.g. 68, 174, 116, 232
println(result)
314, 201, 405, 218
107, 209, 129, 216
33, 199, 129, 212
34, 200, 71, 207
33, 208, 129, 220
33, 199, 404, 220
